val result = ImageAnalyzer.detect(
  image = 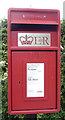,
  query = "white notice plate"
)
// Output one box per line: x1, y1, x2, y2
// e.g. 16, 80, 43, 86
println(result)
27, 63, 44, 97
